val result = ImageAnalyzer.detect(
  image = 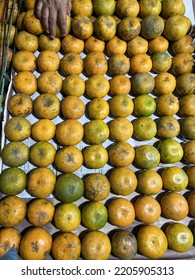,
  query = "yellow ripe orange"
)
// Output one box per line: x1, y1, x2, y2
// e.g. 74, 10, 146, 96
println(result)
23, 9, 45, 35
52, 232, 81, 260
156, 93, 179, 116
19, 227, 52, 260
160, 192, 189, 221
12, 50, 36, 72
108, 198, 135, 227
154, 72, 176, 95
0, 196, 27, 227
130, 54, 152, 73
137, 225, 168, 259
84, 35, 105, 53
134, 195, 161, 224
61, 34, 84, 54
161, 166, 188, 192
37, 71, 63, 95
87, 98, 110, 120
38, 34, 61, 52
109, 117, 133, 142
109, 167, 137, 196
84, 51, 108, 75
13, 71, 37, 95
83, 144, 108, 169
106, 35, 127, 55
85, 74, 110, 98
139, 0, 162, 18
148, 36, 169, 54
186, 166, 195, 190
36, 50, 60, 72
61, 96, 85, 119
54, 203, 81, 232
72, 0, 93, 17
60, 53, 83, 76
109, 75, 131, 95
137, 169, 163, 195
171, 53, 194, 76
188, 192, 195, 217
26, 167, 56, 198
62, 74, 85, 97
55, 119, 84, 146
31, 119, 56, 142
27, 198, 55, 227
109, 94, 134, 118
116, 0, 139, 18
108, 141, 135, 167
127, 36, 148, 57
33, 93, 60, 120
14, 30, 39, 52
81, 231, 111, 260
84, 173, 110, 202
8, 93, 33, 118
54, 146, 83, 173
